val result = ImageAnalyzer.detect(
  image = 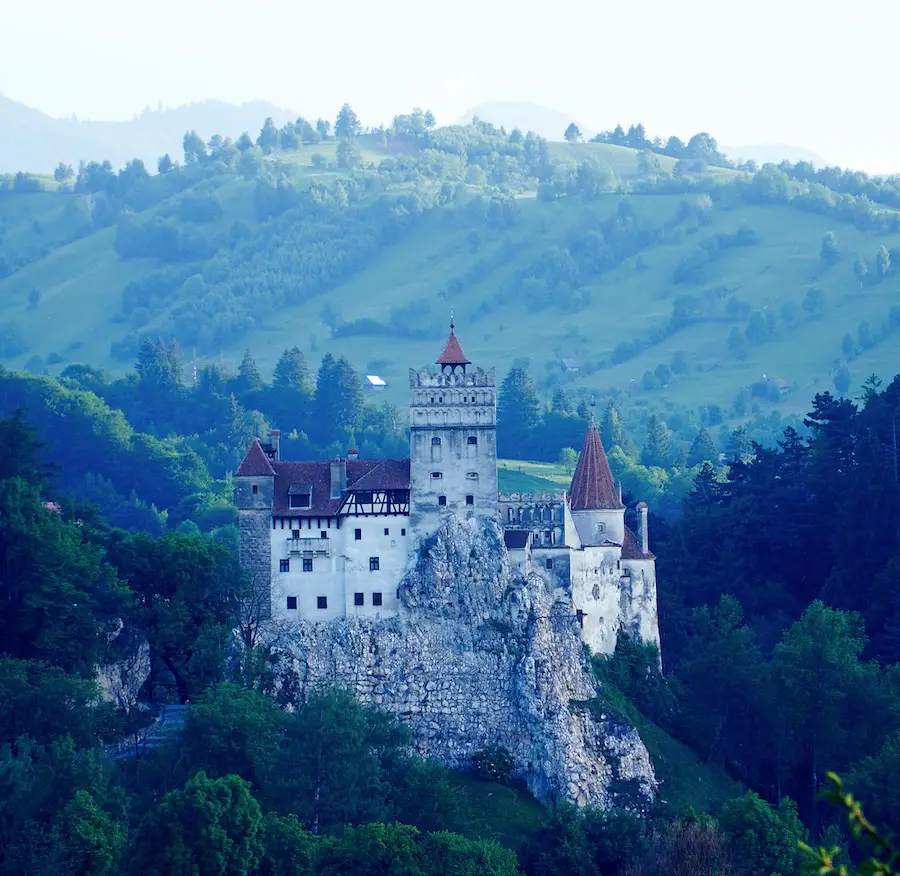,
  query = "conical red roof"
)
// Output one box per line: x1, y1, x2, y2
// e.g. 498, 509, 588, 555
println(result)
236, 439, 275, 476
436, 322, 471, 366
569, 423, 623, 510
